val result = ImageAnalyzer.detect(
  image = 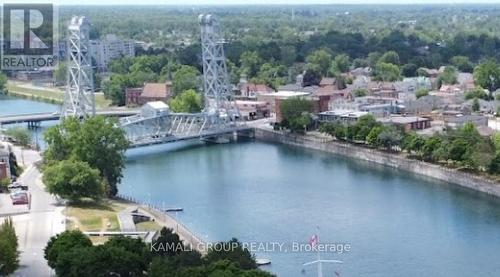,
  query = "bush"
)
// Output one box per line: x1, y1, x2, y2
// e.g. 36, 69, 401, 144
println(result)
0, 217, 19, 275
4, 128, 31, 146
